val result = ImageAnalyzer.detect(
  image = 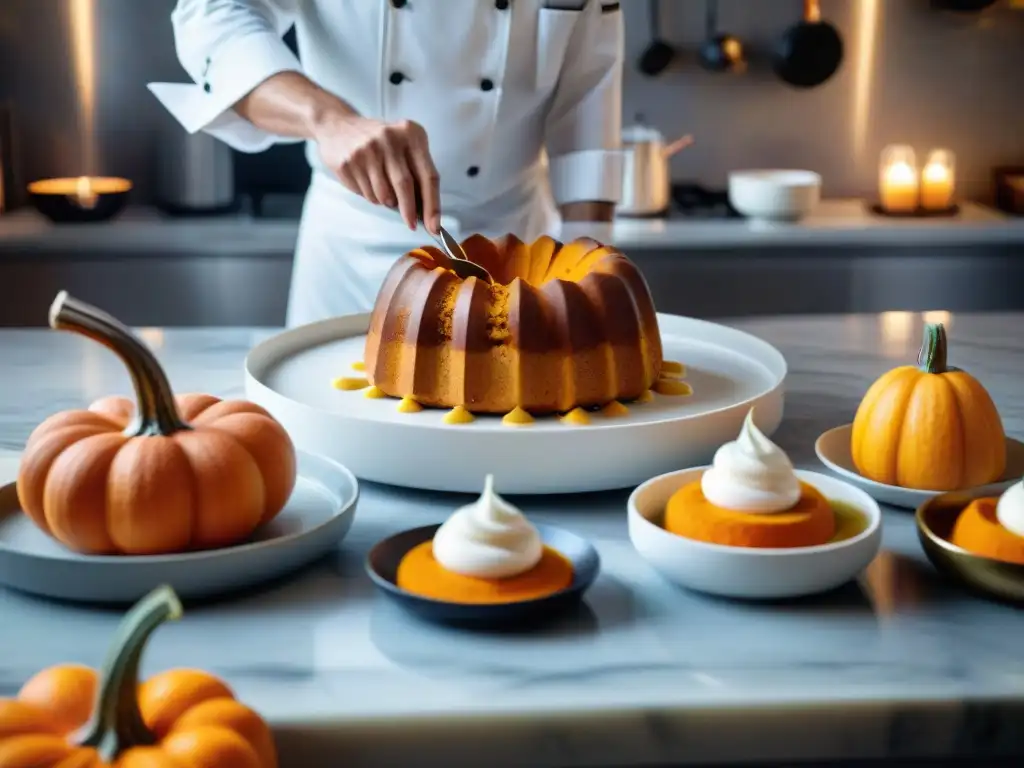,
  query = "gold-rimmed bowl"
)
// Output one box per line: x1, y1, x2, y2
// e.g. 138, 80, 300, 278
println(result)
915, 479, 1024, 603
